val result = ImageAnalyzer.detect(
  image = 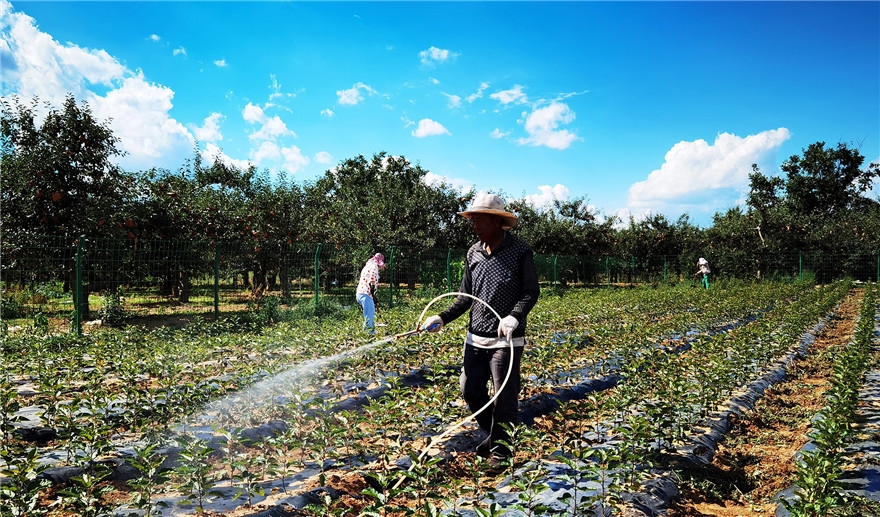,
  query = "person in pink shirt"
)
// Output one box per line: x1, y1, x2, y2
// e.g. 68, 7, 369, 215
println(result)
356, 253, 385, 334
